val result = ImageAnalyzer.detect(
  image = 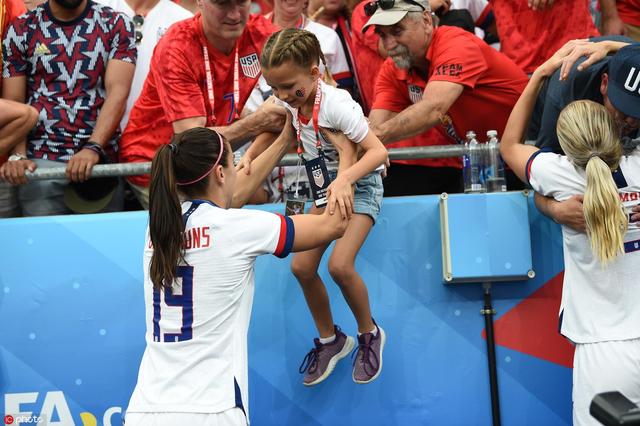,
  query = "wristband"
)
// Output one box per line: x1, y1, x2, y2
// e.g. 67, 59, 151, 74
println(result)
82, 141, 106, 158
8, 154, 27, 162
